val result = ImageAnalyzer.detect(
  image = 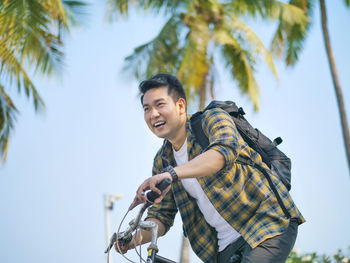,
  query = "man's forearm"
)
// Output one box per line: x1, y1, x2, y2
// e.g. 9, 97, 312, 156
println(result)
133, 149, 226, 210
128, 218, 166, 249
173, 149, 225, 179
